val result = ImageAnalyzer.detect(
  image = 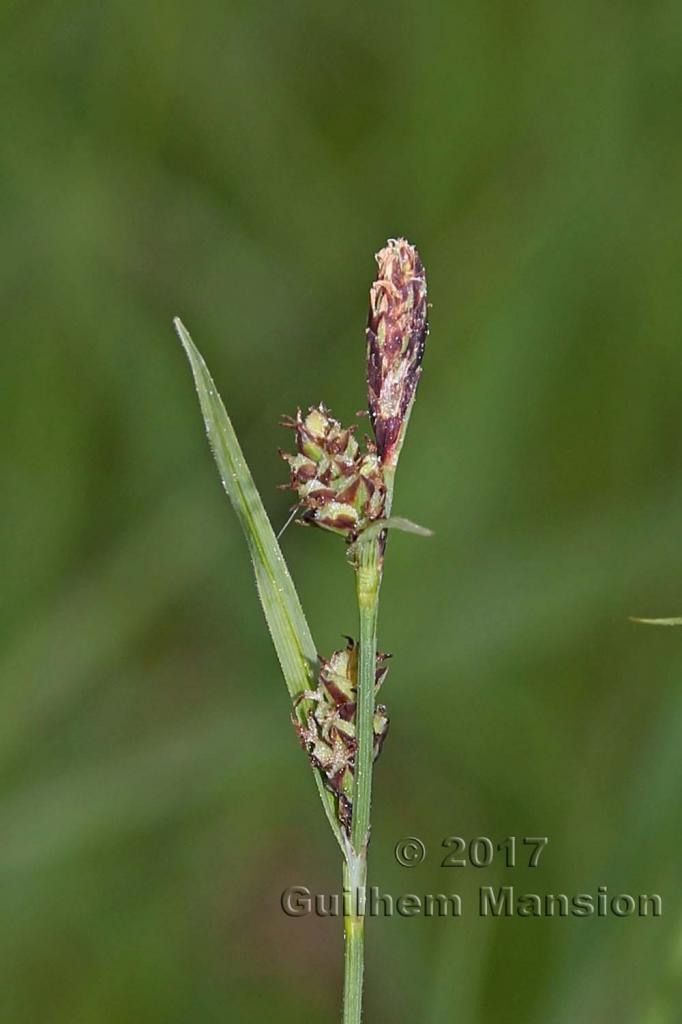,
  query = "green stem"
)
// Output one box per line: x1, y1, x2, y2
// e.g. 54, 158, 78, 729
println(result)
342, 533, 382, 1023
342, 857, 366, 1024
351, 536, 381, 853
